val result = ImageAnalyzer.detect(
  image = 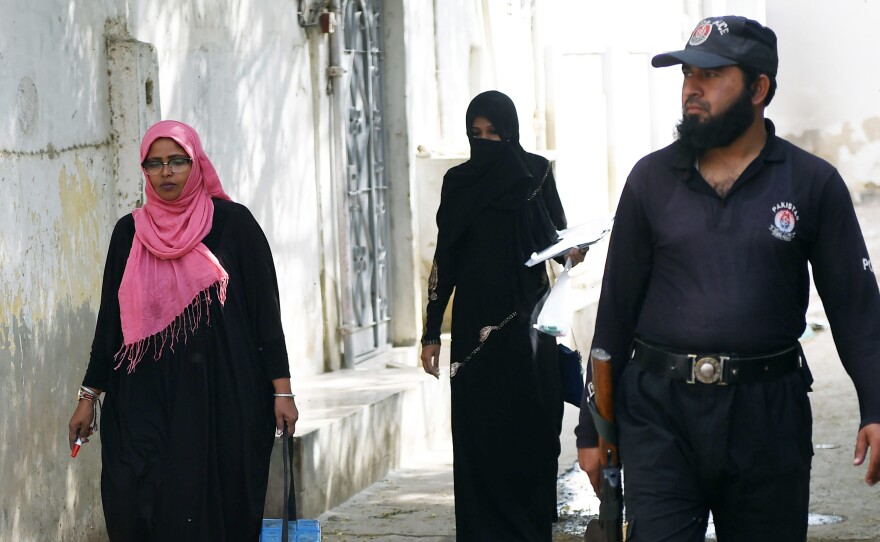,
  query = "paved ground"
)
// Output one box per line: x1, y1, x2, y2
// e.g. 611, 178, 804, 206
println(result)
316, 195, 880, 541
803, 193, 880, 542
